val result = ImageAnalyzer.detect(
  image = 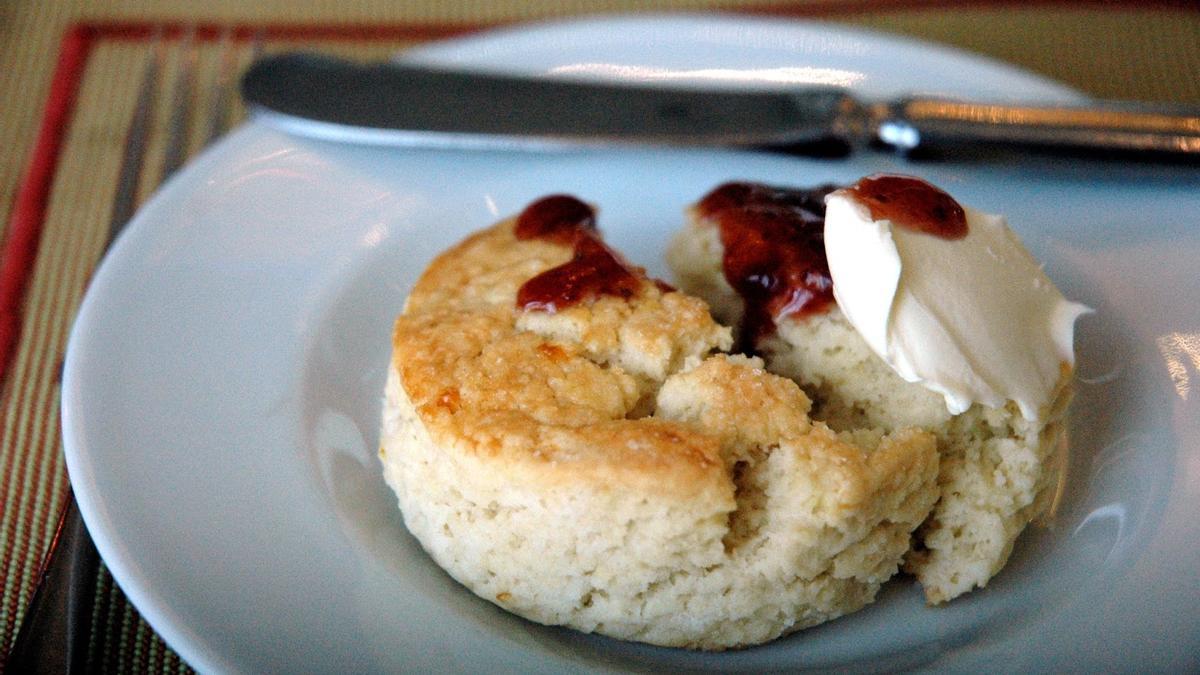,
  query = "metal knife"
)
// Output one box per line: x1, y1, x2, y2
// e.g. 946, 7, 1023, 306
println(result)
241, 52, 1200, 156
